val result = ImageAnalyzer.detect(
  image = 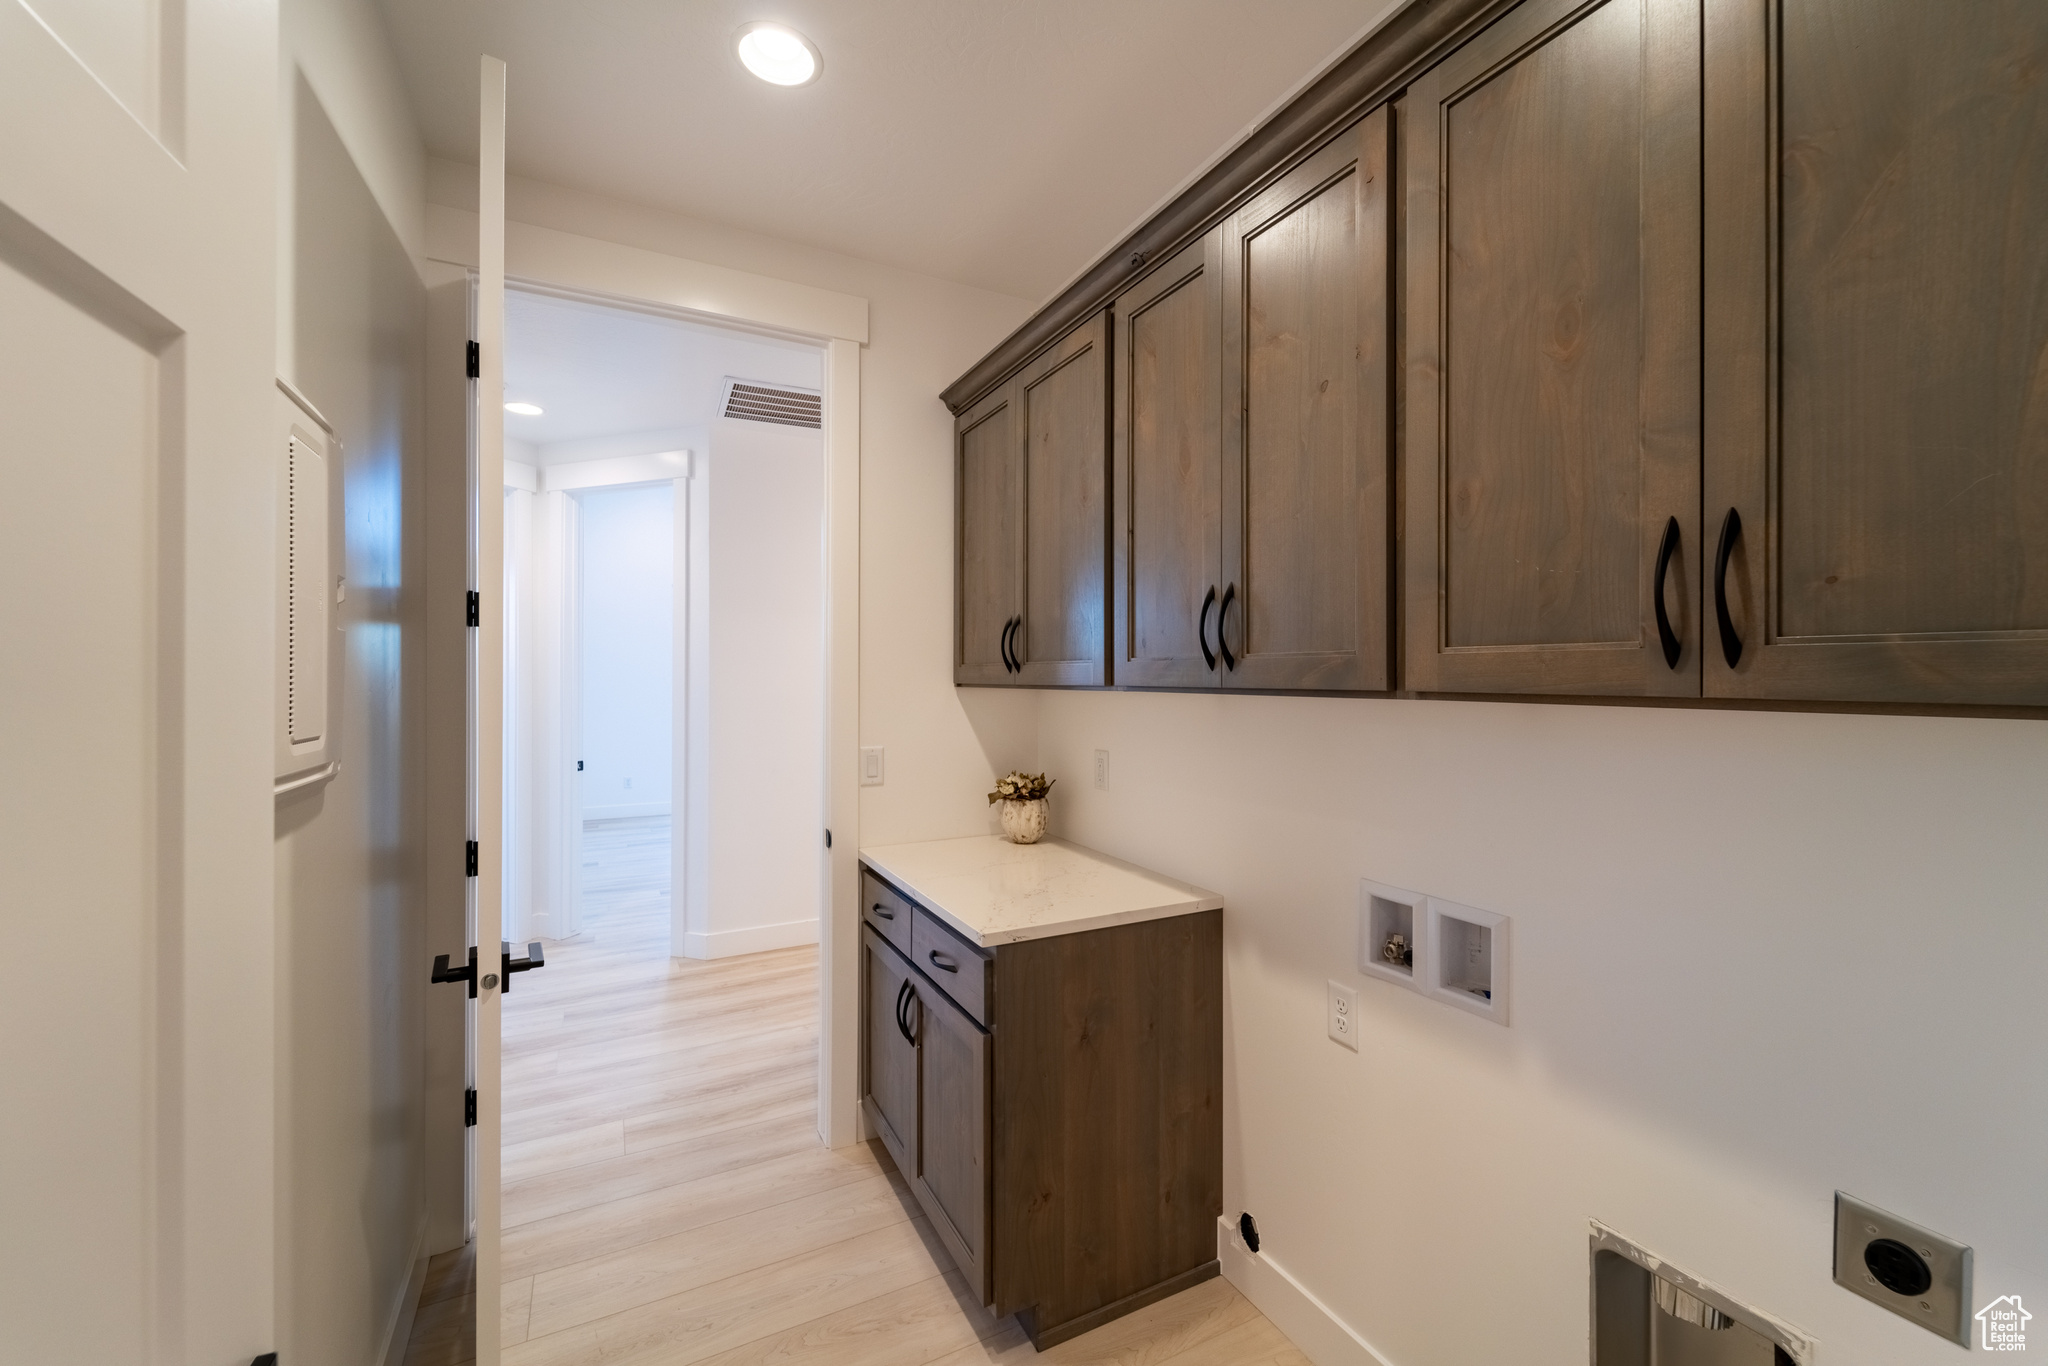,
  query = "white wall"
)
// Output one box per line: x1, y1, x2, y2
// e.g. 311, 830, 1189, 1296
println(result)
1031, 691, 2048, 1366
275, 1, 433, 1360
579, 484, 675, 818
676, 419, 829, 958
